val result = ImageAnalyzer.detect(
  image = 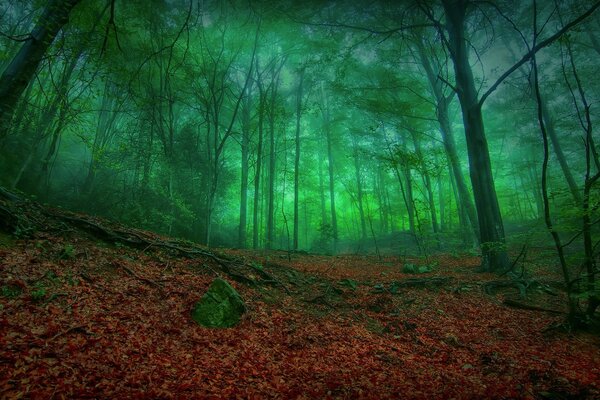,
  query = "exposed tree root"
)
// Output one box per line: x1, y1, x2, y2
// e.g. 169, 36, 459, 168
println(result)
0, 186, 284, 290
482, 280, 528, 297
502, 298, 563, 314
482, 278, 558, 298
